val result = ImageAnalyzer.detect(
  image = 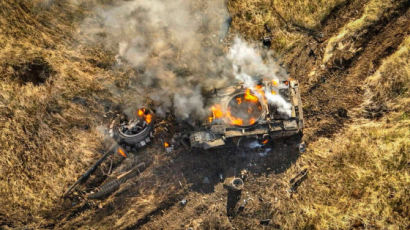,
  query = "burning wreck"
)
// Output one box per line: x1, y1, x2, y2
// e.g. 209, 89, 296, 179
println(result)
110, 108, 154, 150
64, 79, 303, 198
190, 78, 303, 149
